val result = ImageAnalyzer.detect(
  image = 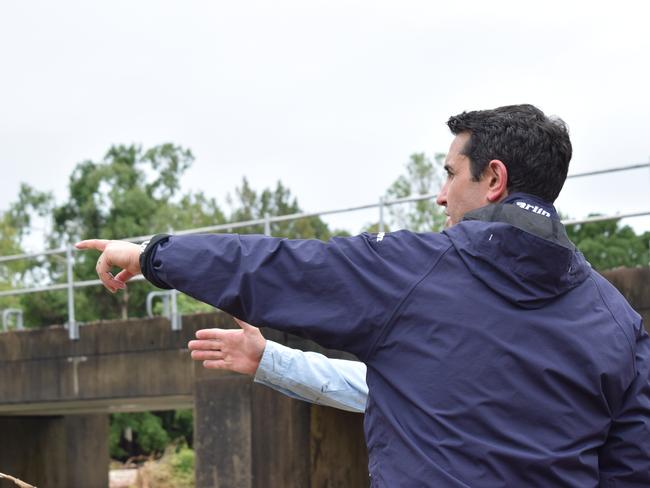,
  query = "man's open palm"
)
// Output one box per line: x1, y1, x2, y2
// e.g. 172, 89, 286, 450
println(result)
188, 318, 267, 376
